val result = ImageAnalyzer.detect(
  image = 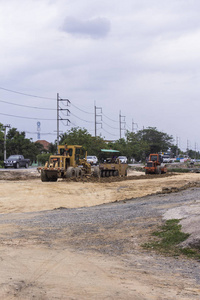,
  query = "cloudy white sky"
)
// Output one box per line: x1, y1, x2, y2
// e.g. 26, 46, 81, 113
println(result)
0, 0, 200, 151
